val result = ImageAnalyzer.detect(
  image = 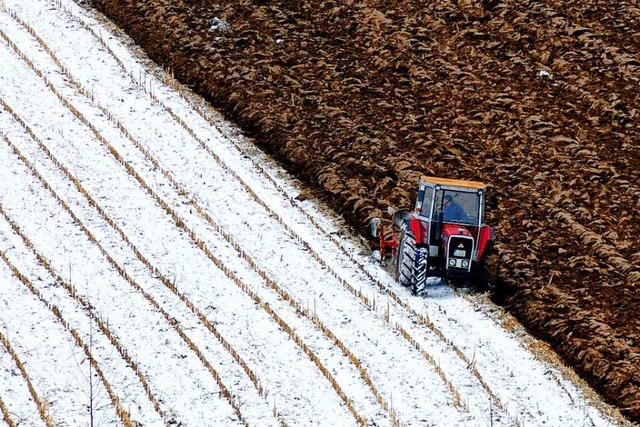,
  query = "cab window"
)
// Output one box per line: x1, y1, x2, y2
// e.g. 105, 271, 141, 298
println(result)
420, 187, 434, 218
436, 190, 480, 224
